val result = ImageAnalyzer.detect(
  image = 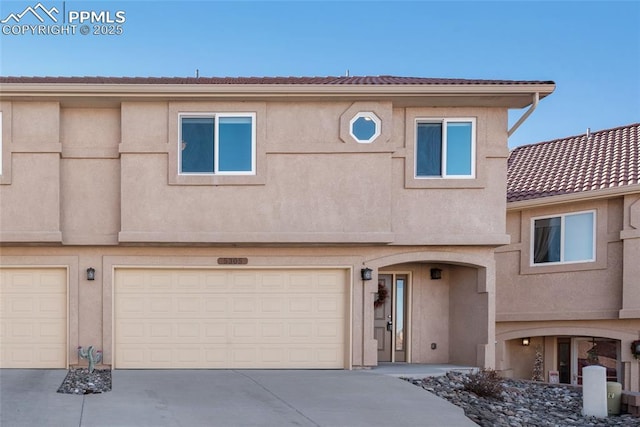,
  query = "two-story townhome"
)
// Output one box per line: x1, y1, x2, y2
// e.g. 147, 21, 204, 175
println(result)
0, 76, 554, 371
495, 123, 640, 391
